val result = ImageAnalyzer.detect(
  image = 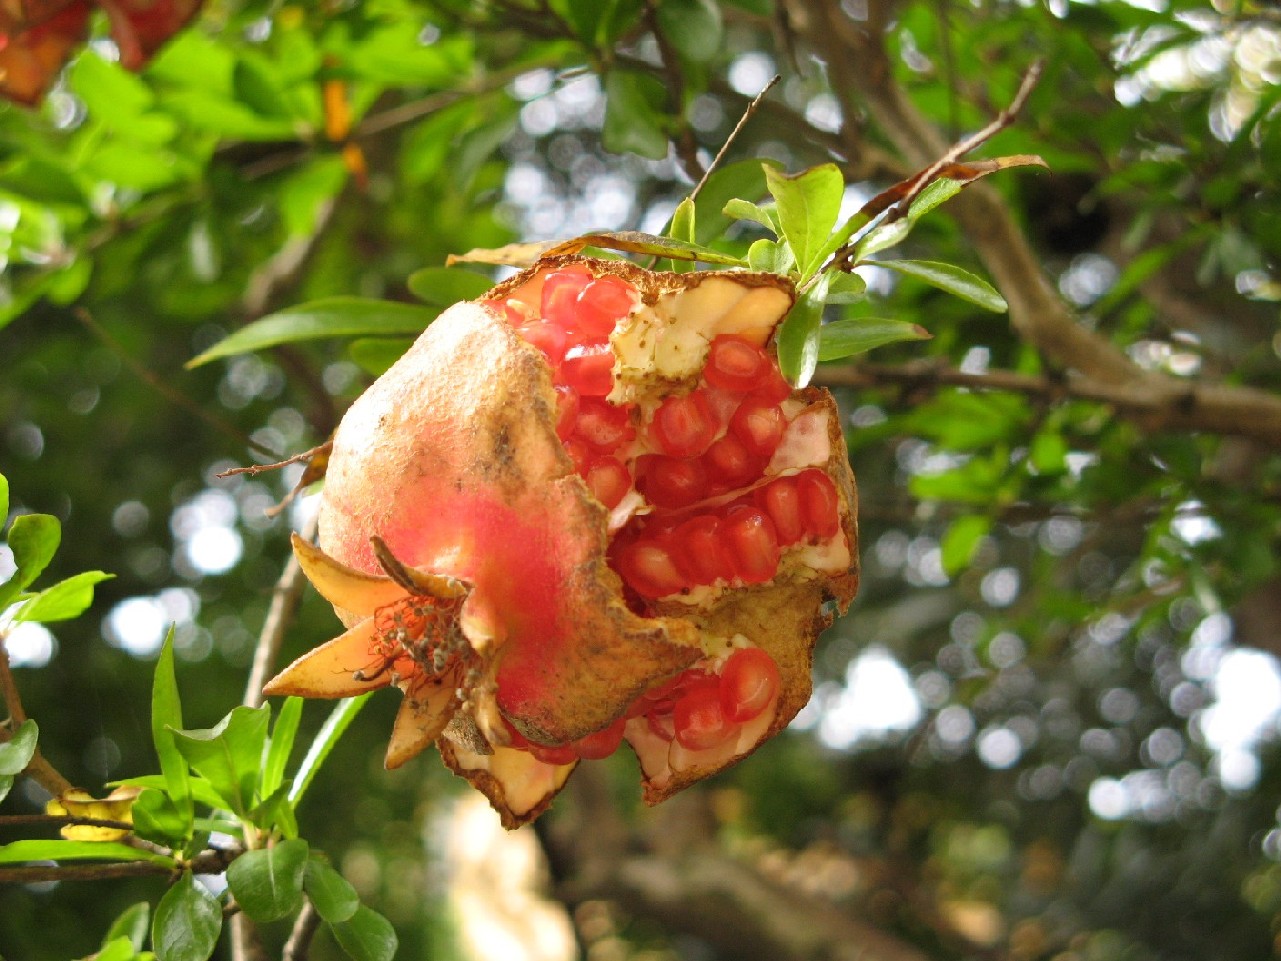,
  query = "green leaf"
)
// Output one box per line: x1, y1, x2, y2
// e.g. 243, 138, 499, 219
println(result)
279, 156, 349, 239
71, 51, 154, 122
875, 260, 1008, 312
667, 198, 696, 272
406, 267, 495, 307
817, 318, 931, 361
747, 238, 792, 274
233, 59, 292, 119
152, 627, 193, 833
331, 906, 398, 961
304, 859, 360, 923
0, 512, 60, 609
723, 198, 779, 234
114, 775, 226, 812
1030, 430, 1069, 475
0, 840, 175, 865
103, 902, 151, 952
348, 338, 414, 376
186, 299, 439, 368
694, 159, 776, 244
764, 164, 845, 280
0, 718, 37, 776
603, 70, 669, 160
0, 472, 8, 521
130, 791, 190, 847
288, 693, 372, 806
656, 0, 724, 63
14, 571, 113, 623
824, 271, 867, 305
226, 839, 309, 923
92, 936, 140, 961
941, 515, 992, 576
776, 274, 830, 388
153, 872, 222, 961
171, 705, 271, 816
253, 785, 299, 839
0, 775, 13, 804
262, 697, 303, 800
